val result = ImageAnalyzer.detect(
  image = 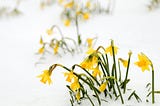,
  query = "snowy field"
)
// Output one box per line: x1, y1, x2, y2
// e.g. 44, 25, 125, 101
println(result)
0, 0, 160, 106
